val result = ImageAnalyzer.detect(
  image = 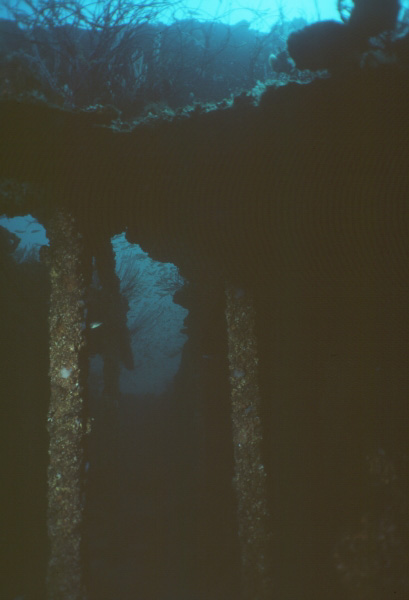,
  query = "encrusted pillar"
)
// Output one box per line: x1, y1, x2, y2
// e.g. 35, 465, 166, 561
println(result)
45, 211, 86, 600
225, 285, 273, 599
